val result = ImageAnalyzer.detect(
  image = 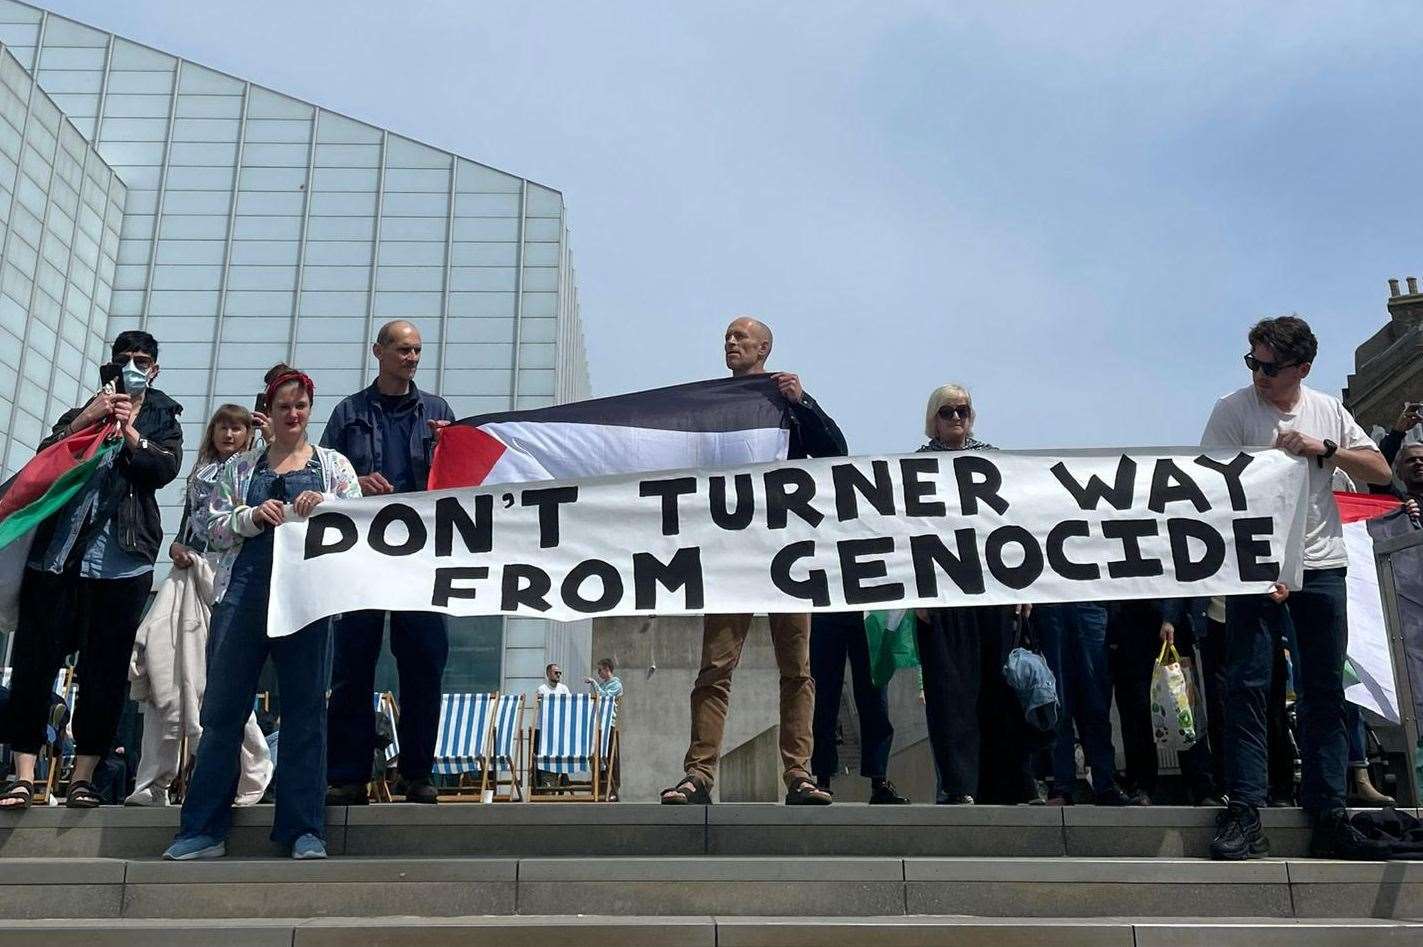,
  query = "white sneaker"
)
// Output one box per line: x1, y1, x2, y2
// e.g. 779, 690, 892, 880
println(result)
124, 787, 169, 807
